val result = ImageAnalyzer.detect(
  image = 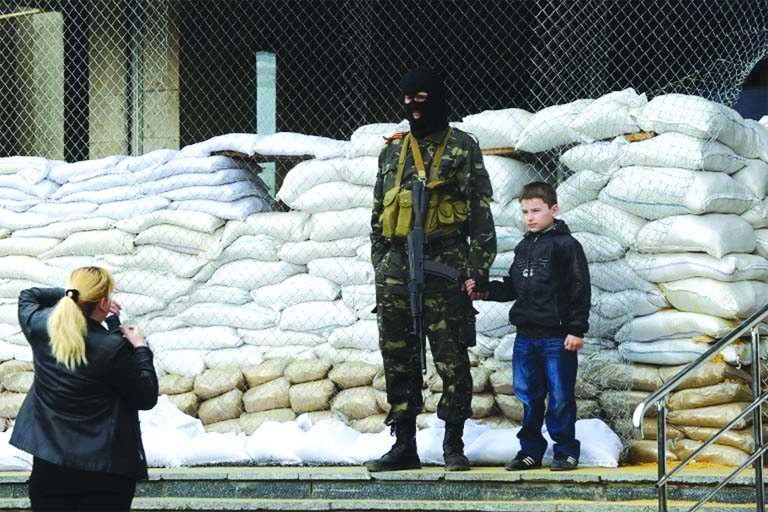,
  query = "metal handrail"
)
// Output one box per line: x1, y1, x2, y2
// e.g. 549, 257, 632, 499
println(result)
631, 301, 768, 512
